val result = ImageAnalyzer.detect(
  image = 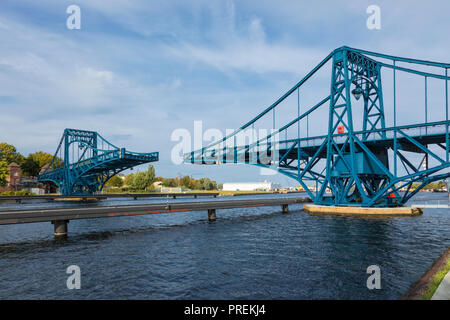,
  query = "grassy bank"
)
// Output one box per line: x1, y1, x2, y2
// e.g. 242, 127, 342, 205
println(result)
421, 256, 450, 300
402, 247, 450, 300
